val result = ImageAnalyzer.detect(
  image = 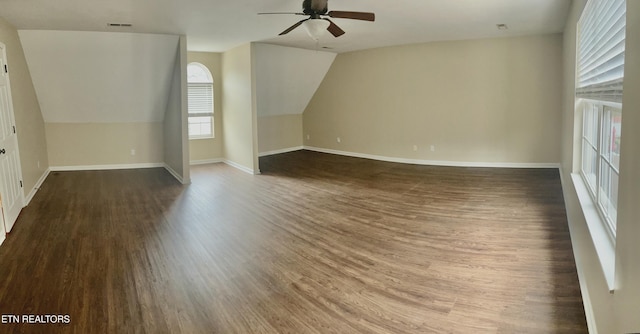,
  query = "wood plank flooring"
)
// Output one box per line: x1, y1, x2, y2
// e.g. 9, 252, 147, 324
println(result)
0, 150, 587, 333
